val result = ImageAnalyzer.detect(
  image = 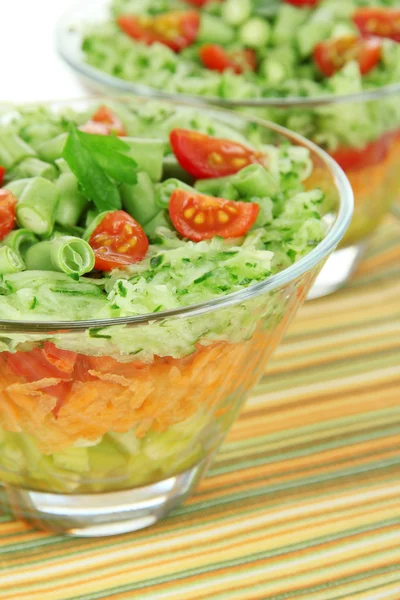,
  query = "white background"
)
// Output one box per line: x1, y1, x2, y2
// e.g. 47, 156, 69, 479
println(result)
0, 0, 86, 103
